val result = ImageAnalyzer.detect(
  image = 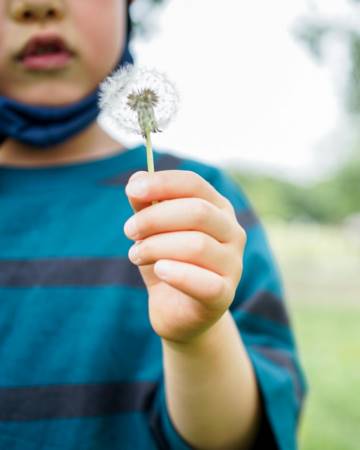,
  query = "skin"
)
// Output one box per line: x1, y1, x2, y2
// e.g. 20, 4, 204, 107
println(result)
0, 1, 261, 448
0, 0, 127, 165
124, 170, 261, 449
